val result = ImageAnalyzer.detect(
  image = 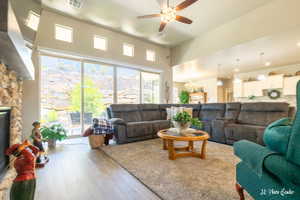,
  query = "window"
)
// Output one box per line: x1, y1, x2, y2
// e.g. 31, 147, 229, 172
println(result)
117, 68, 140, 103
146, 50, 156, 62
123, 43, 134, 57
26, 11, 40, 31
55, 24, 73, 43
94, 35, 107, 51
142, 72, 160, 103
